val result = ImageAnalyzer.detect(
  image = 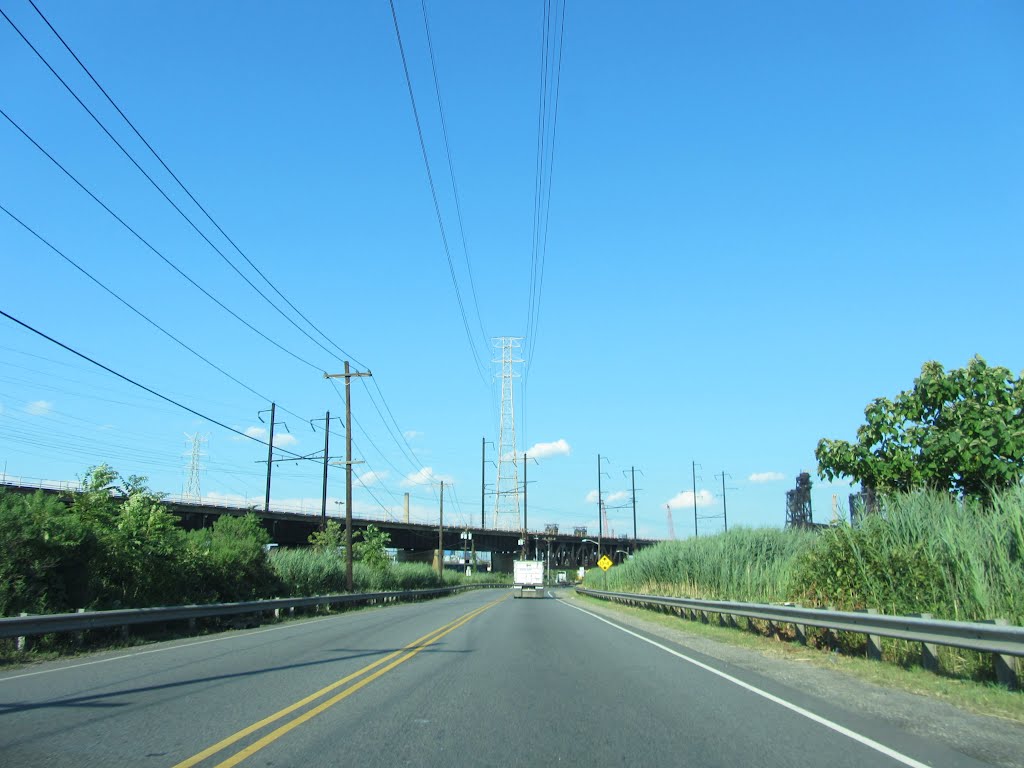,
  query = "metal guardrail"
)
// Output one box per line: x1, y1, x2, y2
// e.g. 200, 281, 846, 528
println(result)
0, 584, 506, 641
577, 587, 1023, 687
